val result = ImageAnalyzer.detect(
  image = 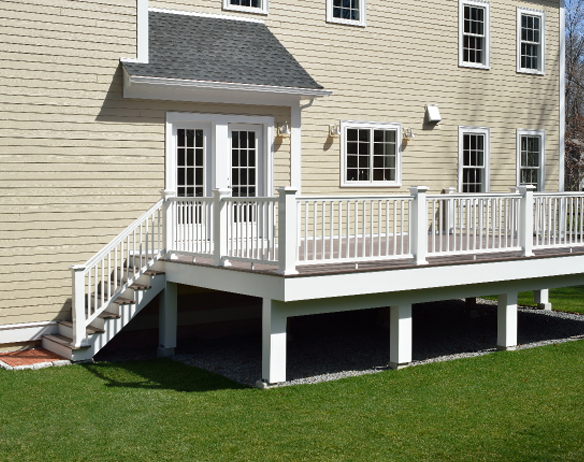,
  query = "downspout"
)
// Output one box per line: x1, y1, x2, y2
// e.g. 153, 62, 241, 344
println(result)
560, 0, 565, 191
